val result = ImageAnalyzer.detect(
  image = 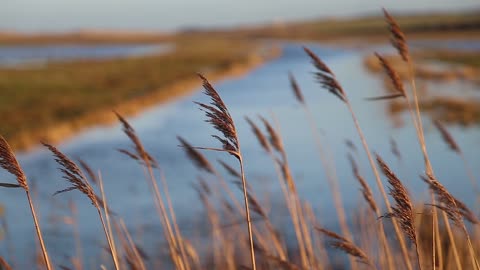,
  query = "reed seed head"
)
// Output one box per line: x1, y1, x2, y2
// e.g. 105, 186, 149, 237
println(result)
348, 154, 378, 213
390, 136, 402, 161
0, 135, 28, 191
245, 117, 271, 153
177, 136, 215, 174
383, 8, 410, 62
115, 111, 158, 167
196, 74, 239, 157
422, 173, 465, 227
329, 241, 372, 266
375, 52, 406, 97
345, 139, 357, 153
303, 46, 346, 102
77, 158, 98, 185
258, 116, 283, 154
42, 142, 98, 206
433, 120, 461, 154
288, 72, 305, 104
376, 154, 417, 244
217, 159, 241, 179
315, 227, 348, 242
316, 227, 372, 266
